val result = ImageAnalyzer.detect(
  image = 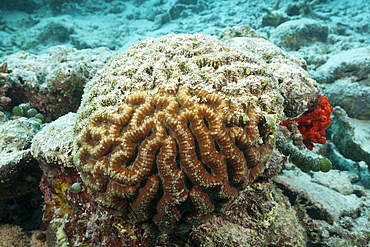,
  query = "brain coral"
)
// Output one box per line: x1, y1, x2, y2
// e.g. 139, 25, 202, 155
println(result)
73, 33, 287, 233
